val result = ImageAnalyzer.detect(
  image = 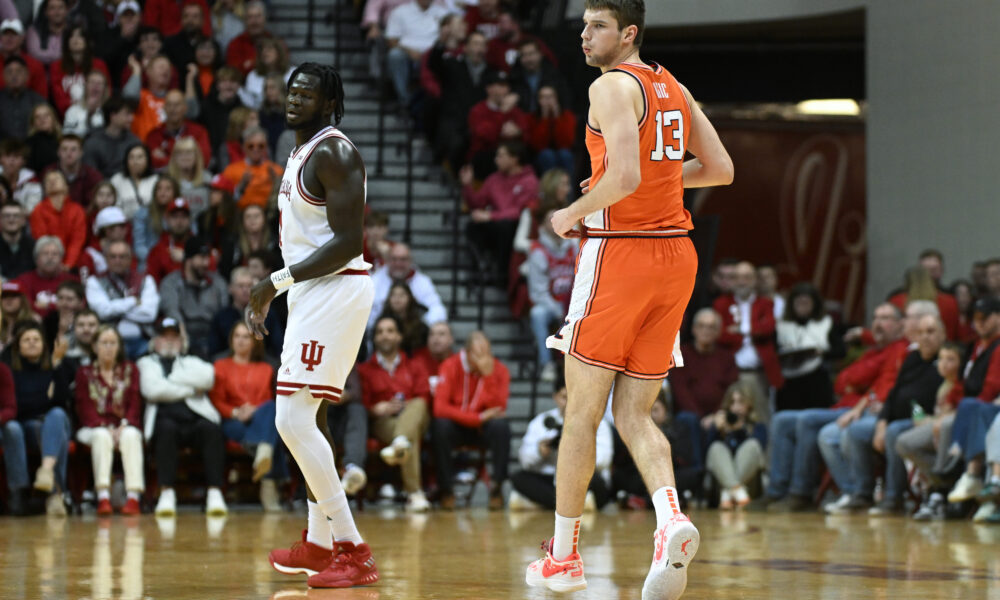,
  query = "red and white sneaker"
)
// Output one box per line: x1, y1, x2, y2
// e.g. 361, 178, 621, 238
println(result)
121, 497, 141, 516
96, 498, 113, 516
307, 542, 379, 588
525, 538, 587, 593
269, 530, 336, 576
641, 513, 699, 600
